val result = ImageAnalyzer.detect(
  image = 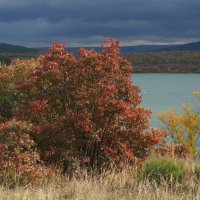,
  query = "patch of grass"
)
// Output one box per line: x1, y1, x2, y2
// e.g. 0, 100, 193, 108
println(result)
0, 167, 200, 200
141, 157, 185, 183
1, 158, 200, 200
